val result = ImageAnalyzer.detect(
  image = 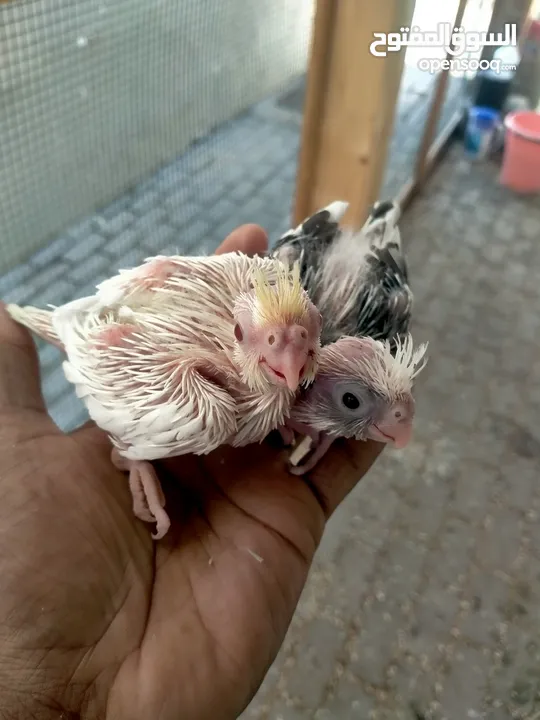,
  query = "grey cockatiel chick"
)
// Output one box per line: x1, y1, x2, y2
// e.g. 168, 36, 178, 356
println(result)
273, 198, 412, 349
272, 199, 427, 474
